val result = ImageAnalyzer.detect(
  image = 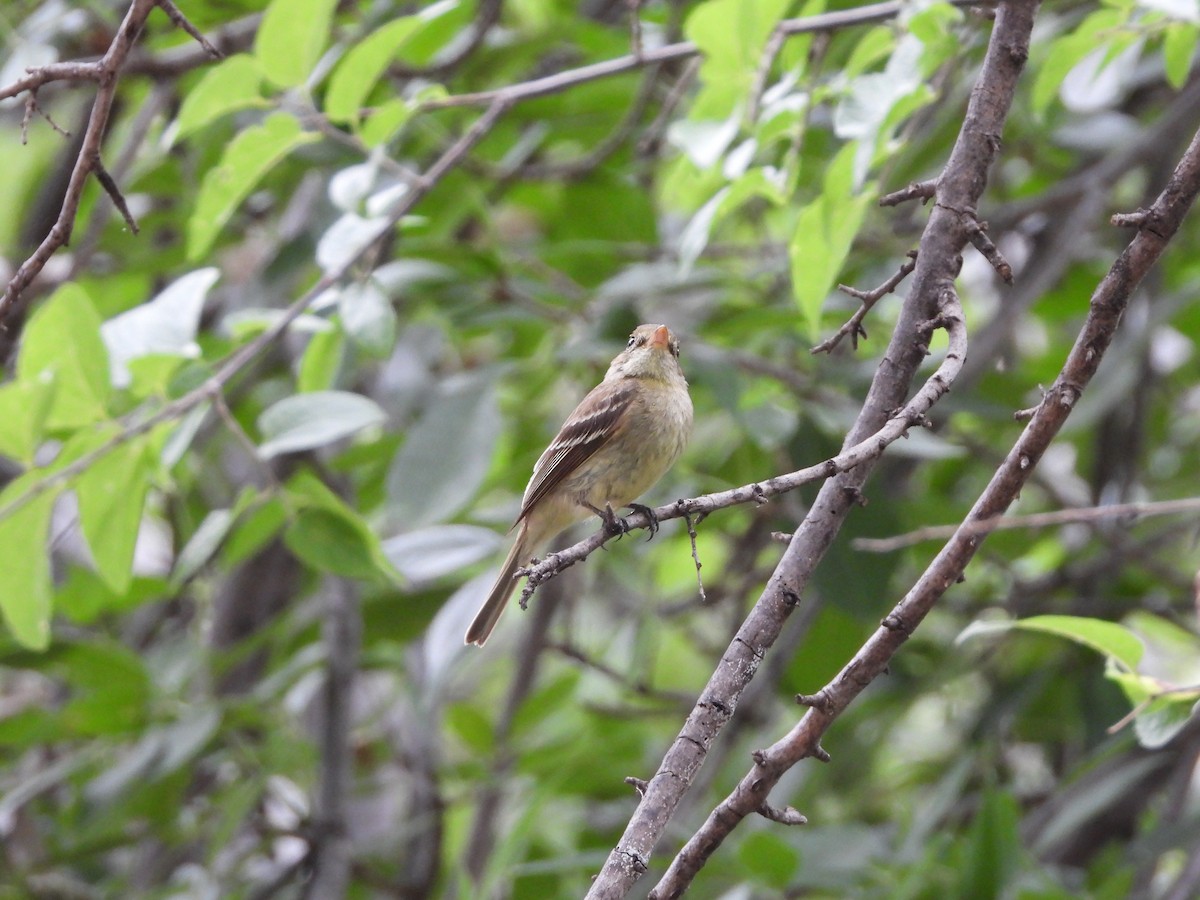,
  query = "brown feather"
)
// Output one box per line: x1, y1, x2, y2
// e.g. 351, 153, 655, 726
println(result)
515, 380, 638, 523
